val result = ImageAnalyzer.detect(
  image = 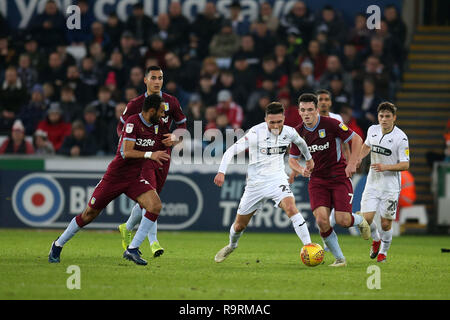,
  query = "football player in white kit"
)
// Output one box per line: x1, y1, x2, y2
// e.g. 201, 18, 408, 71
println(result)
213, 102, 314, 262
358, 102, 410, 262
